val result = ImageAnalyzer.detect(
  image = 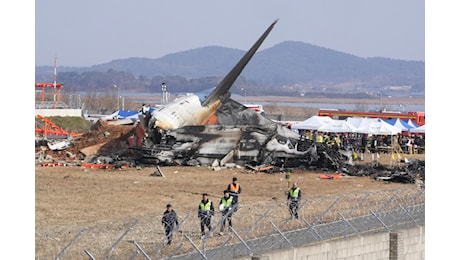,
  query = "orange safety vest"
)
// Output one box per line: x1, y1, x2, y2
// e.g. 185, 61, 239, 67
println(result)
229, 183, 240, 193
